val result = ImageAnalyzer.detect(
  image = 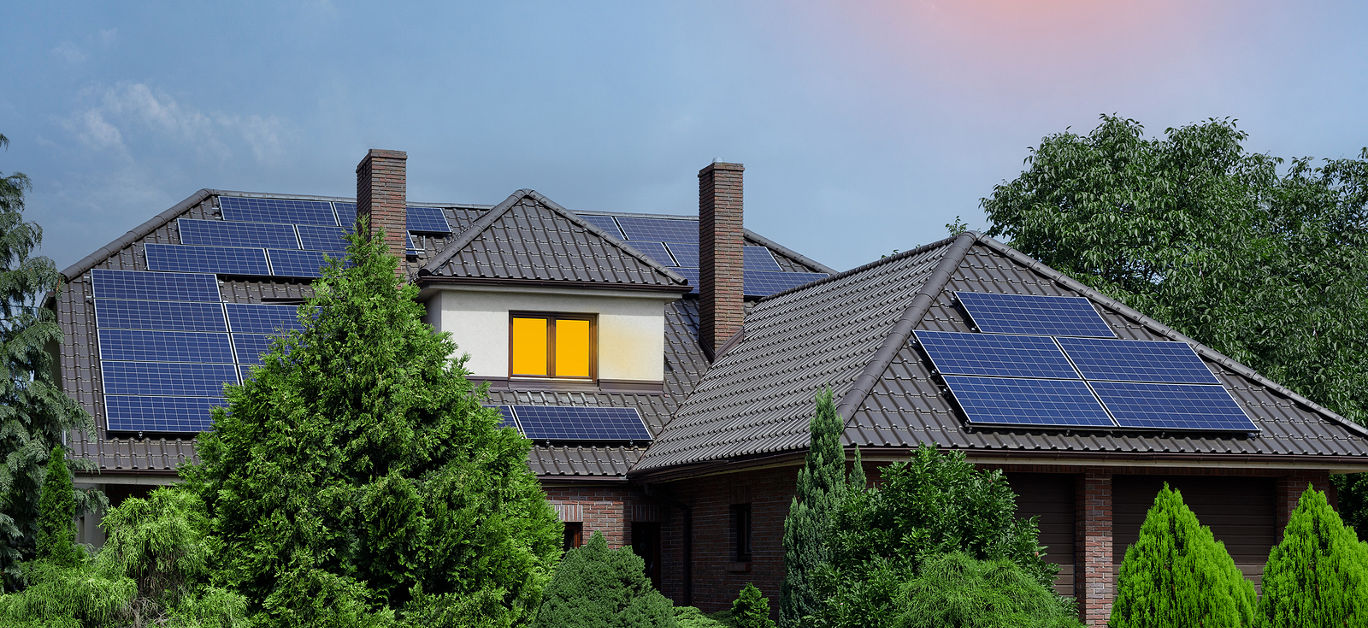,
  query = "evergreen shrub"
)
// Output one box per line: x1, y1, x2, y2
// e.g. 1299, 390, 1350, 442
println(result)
35, 446, 81, 566
731, 583, 775, 628
532, 531, 677, 628
1258, 485, 1368, 627
897, 551, 1081, 628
